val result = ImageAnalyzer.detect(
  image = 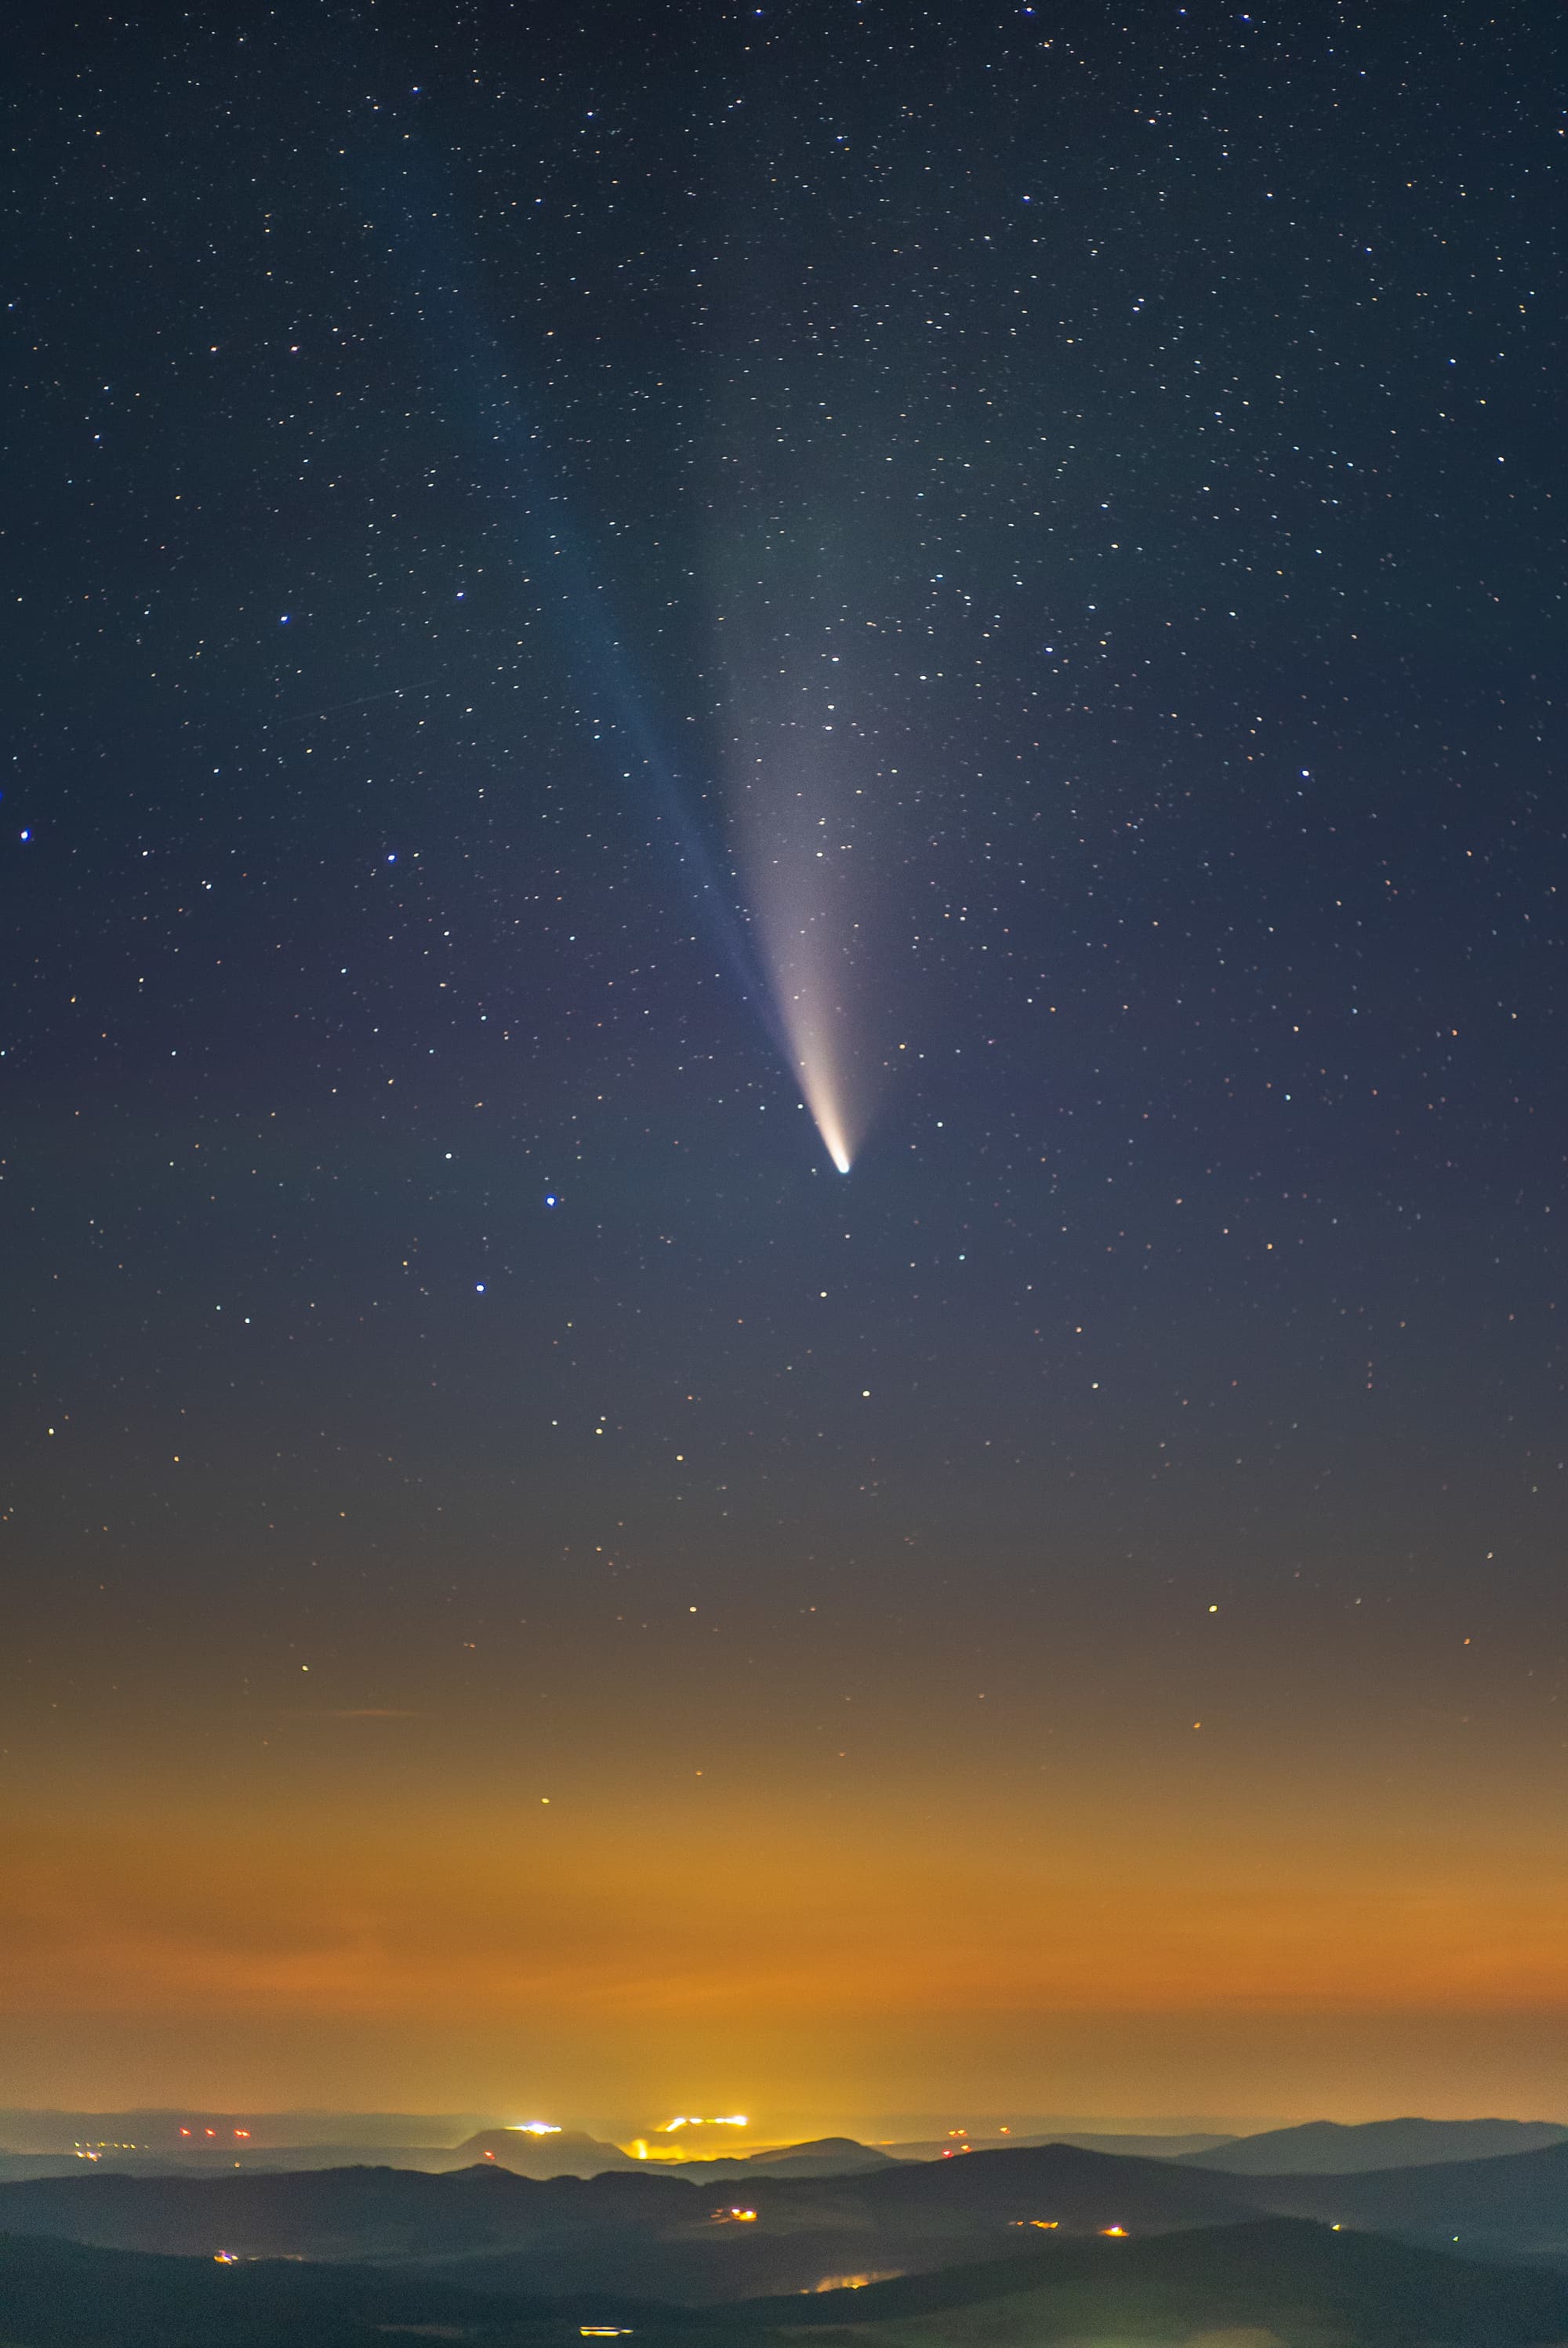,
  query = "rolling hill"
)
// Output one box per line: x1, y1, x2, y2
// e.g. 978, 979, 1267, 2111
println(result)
0, 2230, 722, 2348
0, 2142, 1262, 2304
449, 2130, 643, 2178
747, 2216, 1568, 2348
1241, 2135, 1568, 2263
15, 2135, 1568, 2305
1181, 2116, 1568, 2175
681, 2139, 903, 2183
0, 2162, 706, 2263
888, 2133, 1233, 2161
828, 2139, 1263, 2230
6, 2215, 1568, 2348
